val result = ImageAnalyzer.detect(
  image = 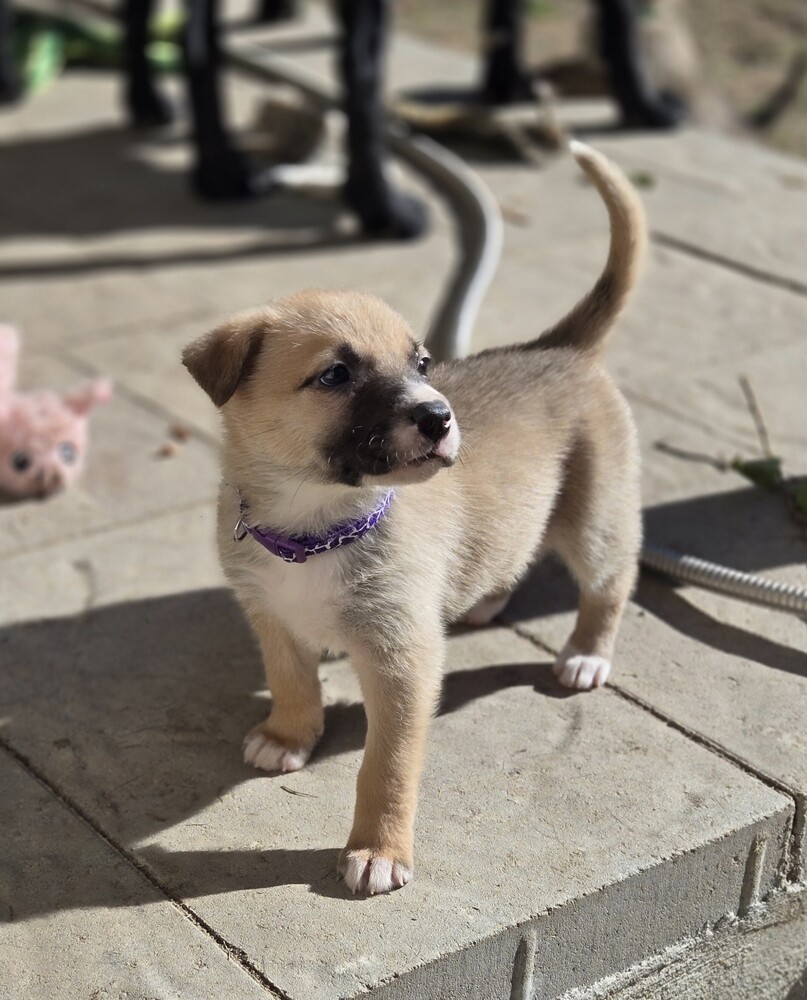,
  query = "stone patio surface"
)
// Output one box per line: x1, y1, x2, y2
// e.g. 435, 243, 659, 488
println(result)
0, 4, 805, 999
